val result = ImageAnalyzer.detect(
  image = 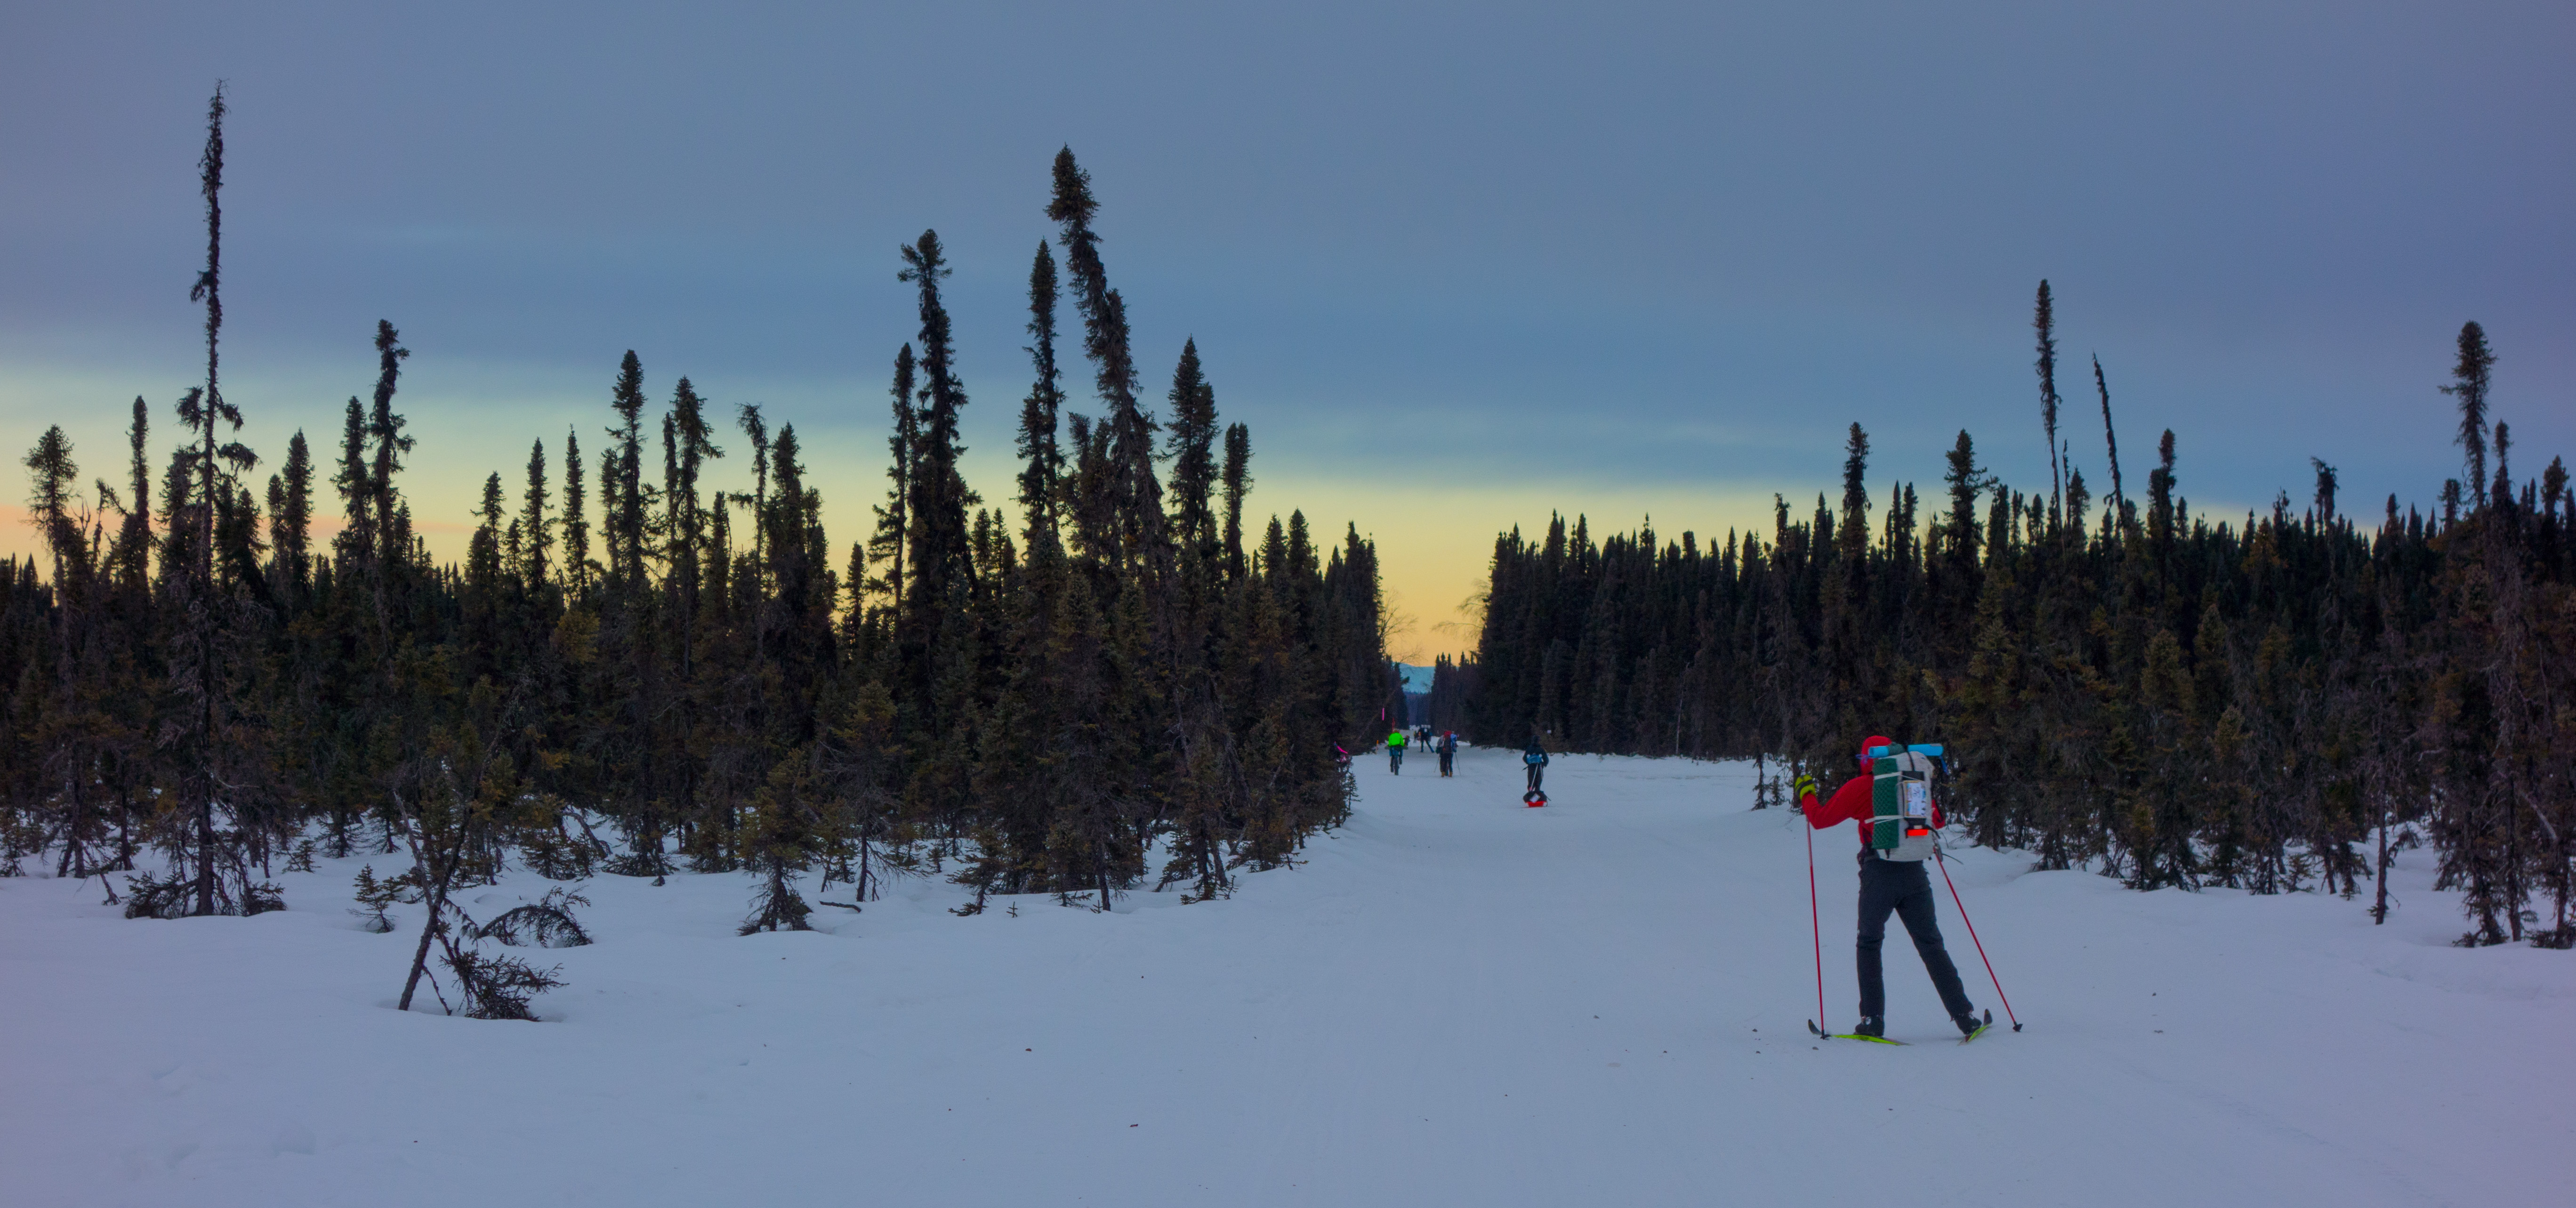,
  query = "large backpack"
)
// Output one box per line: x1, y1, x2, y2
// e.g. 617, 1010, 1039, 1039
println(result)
1868, 744, 1945, 862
